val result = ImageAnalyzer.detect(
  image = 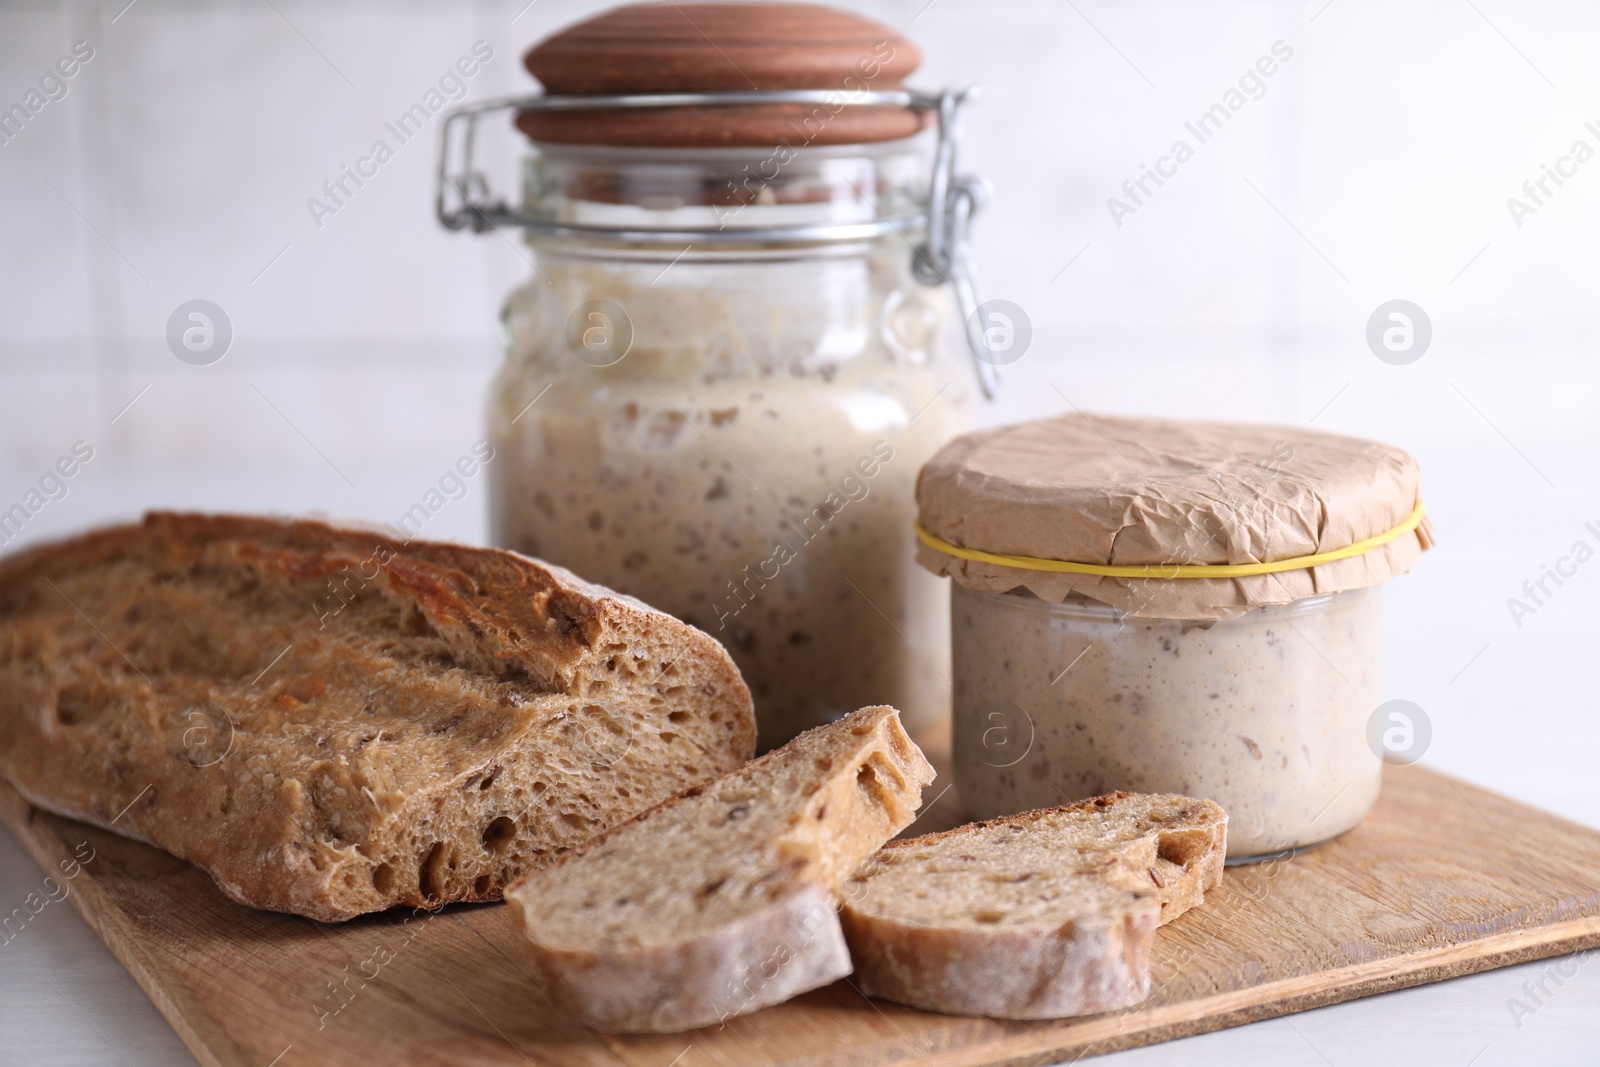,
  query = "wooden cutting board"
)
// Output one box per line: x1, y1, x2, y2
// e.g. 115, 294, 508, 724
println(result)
5, 762, 1600, 1067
